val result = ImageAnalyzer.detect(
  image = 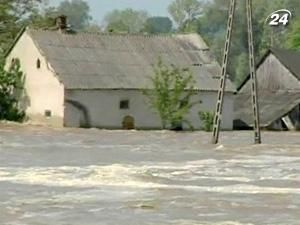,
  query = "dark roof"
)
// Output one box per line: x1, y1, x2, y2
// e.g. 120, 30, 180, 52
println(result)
270, 48, 300, 80
237, 48, 300, 91
235, 90, 300, 127
24, 28, 236, 92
